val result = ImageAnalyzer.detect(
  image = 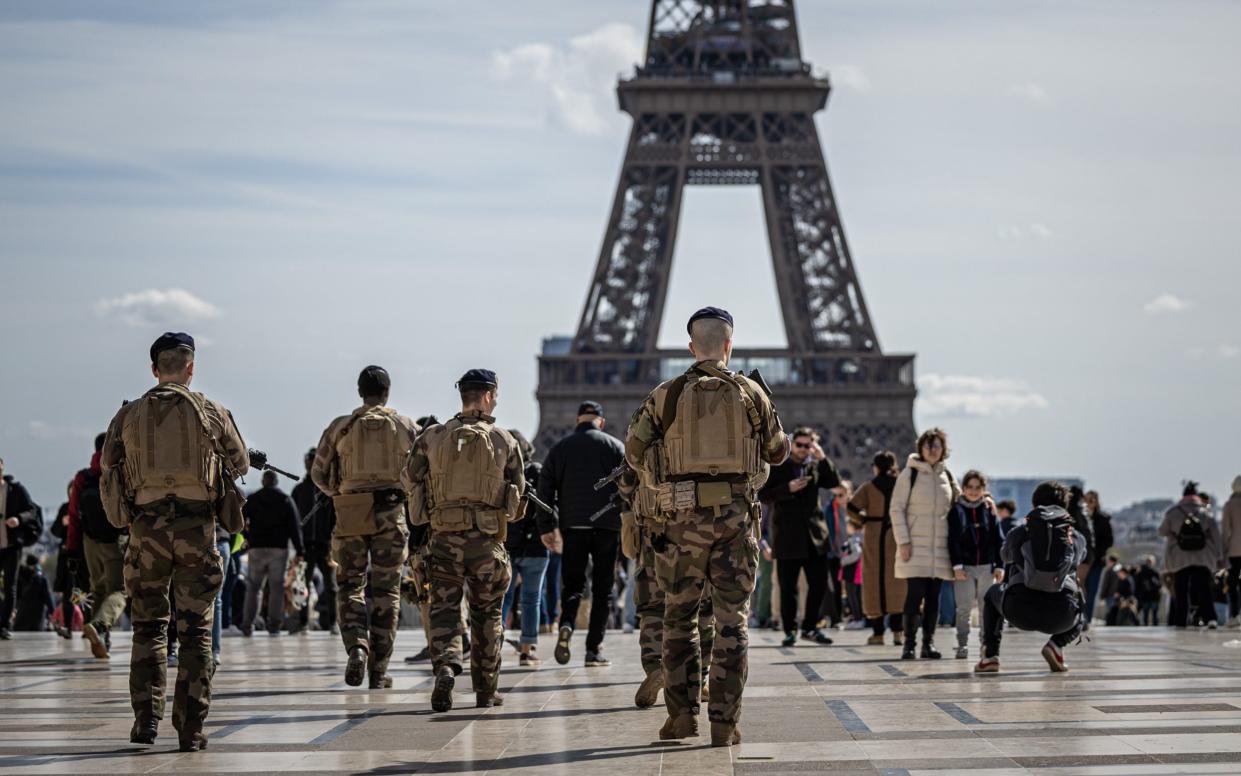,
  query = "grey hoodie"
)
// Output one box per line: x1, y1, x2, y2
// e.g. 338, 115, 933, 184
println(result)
1159, 497, 1222, 573
1000, 505, 1088, 594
